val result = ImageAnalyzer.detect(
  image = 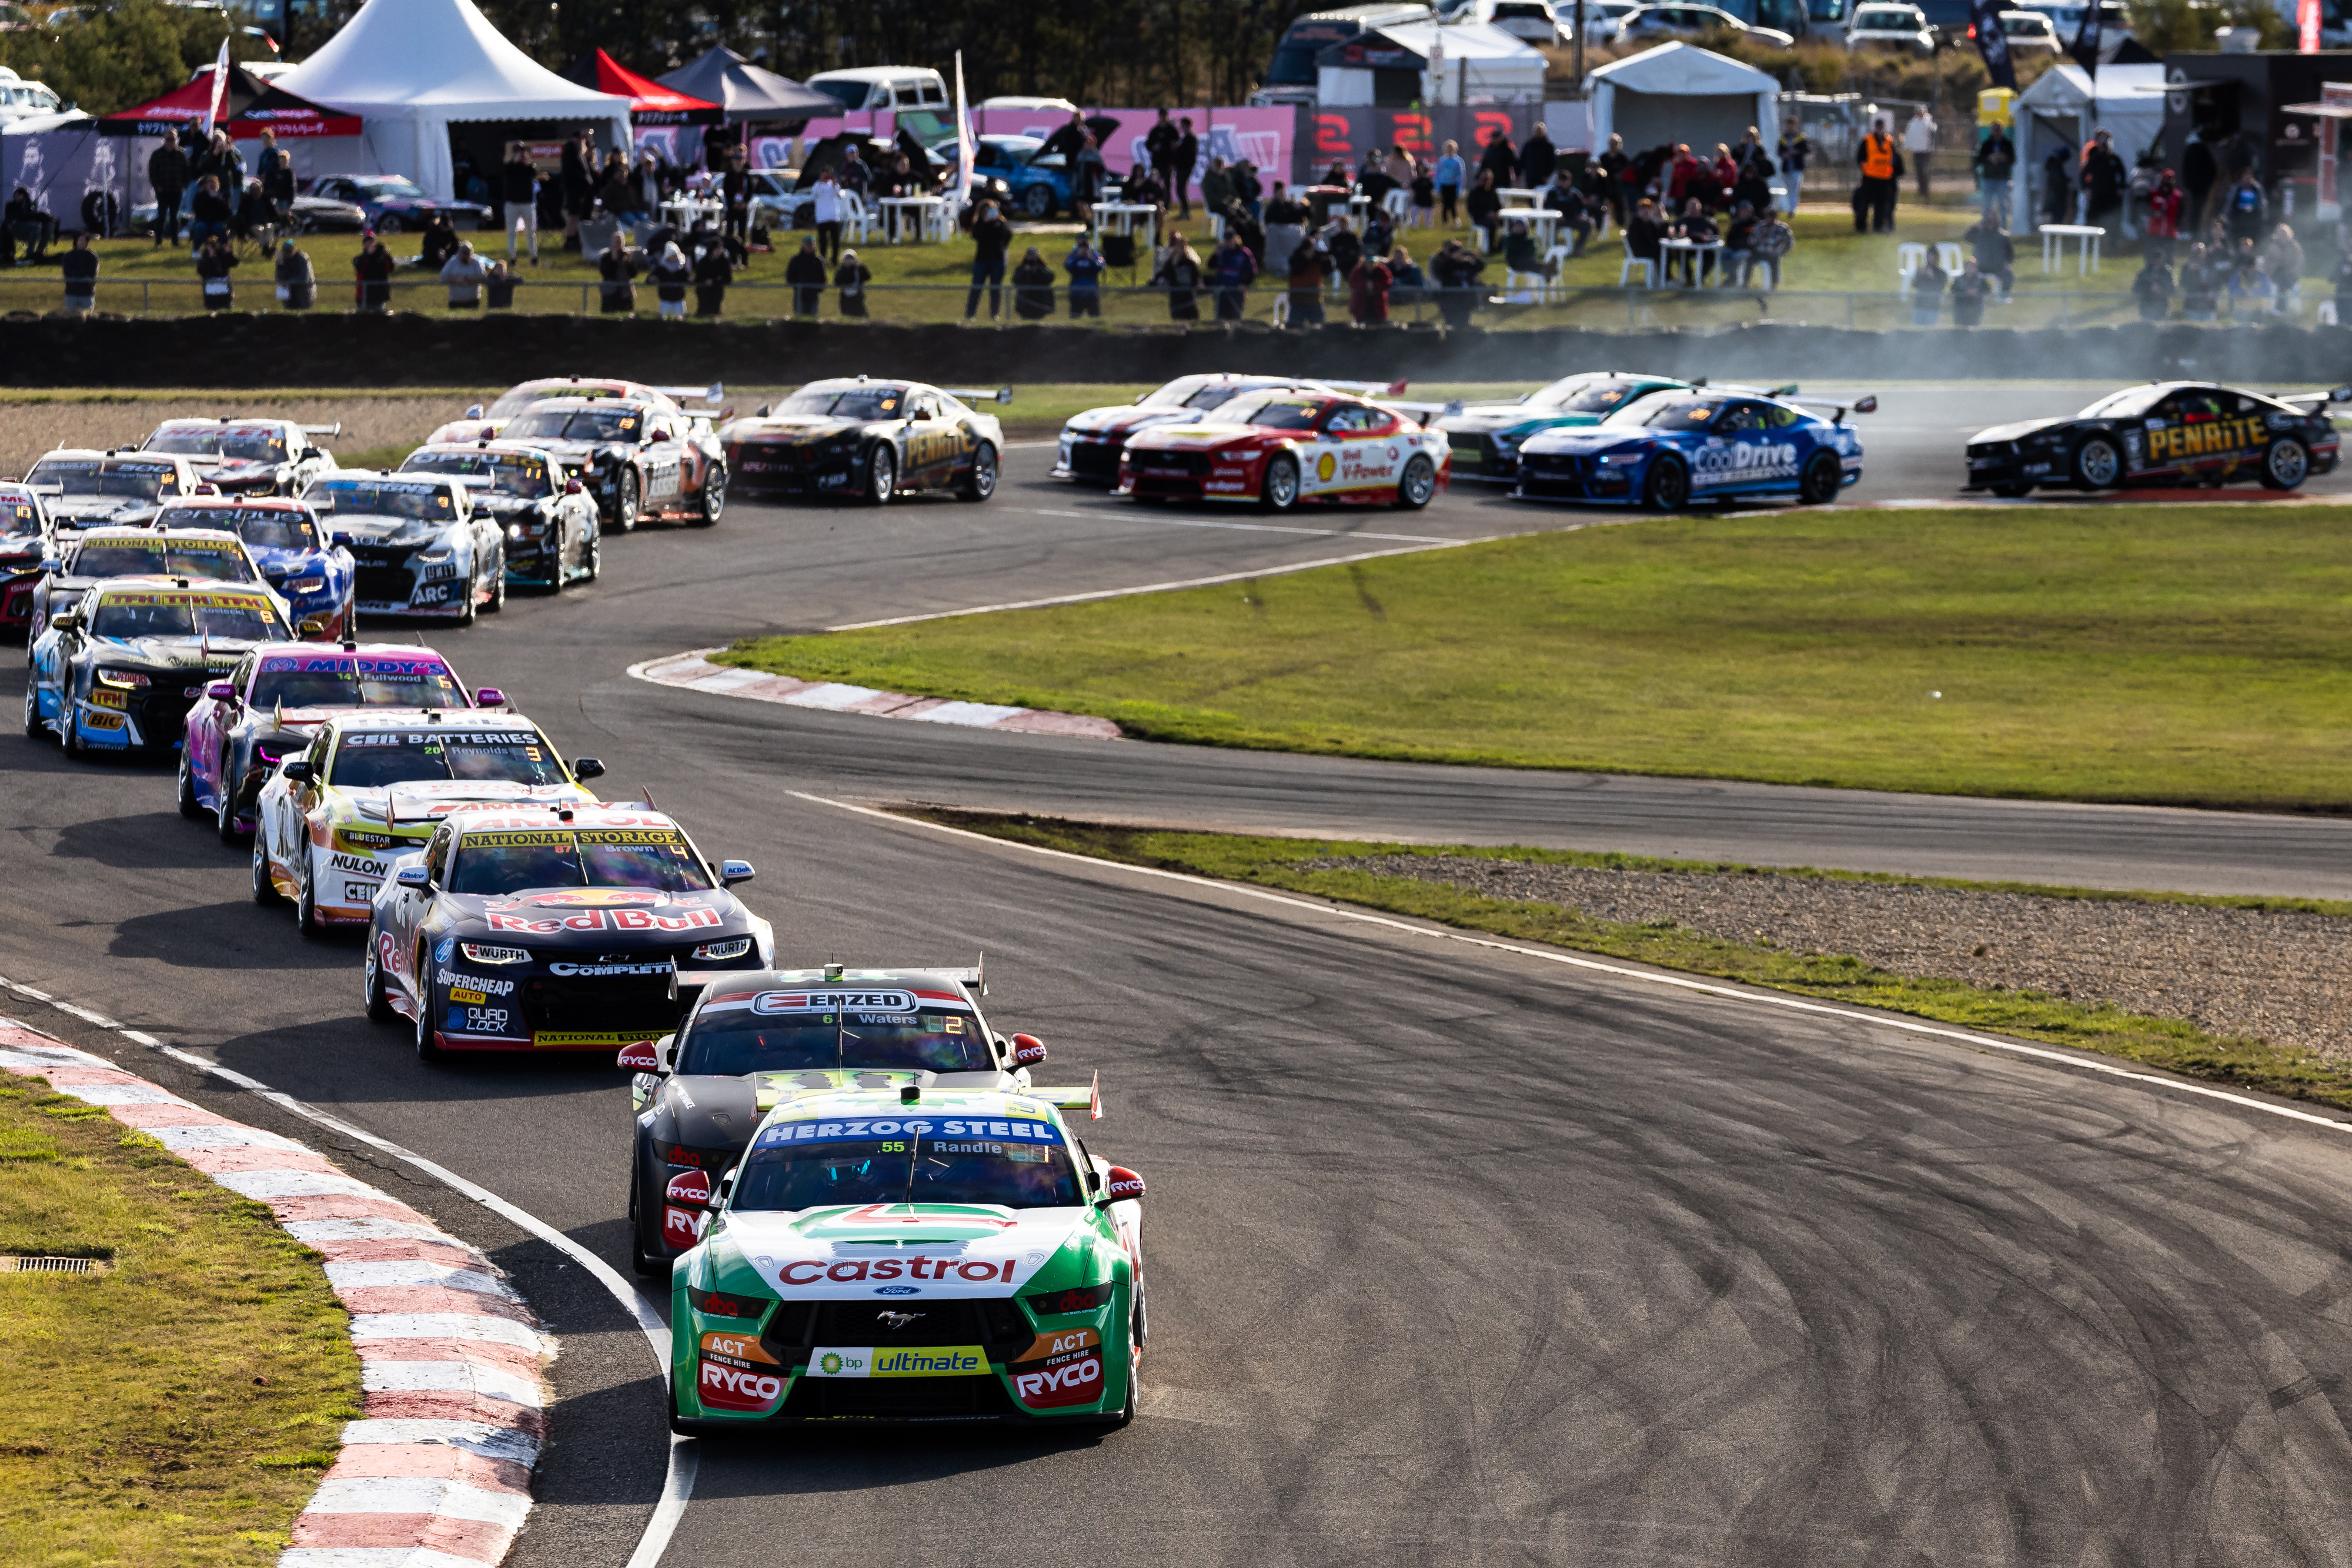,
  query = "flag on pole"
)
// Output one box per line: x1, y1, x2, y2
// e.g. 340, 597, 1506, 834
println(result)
2068, 0, 2100, 79
1970, 0, 2014, 91
202, 36, 230, 135
952, 52, 974, 216
2301, 0, 2321, 52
